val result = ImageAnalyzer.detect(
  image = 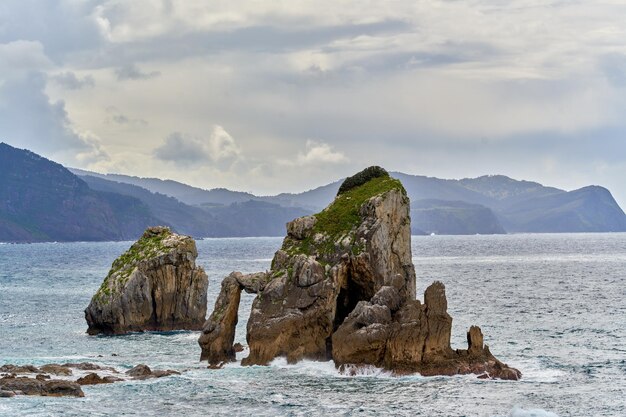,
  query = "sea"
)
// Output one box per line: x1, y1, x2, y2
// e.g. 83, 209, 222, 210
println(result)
0, 233, 624, 417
